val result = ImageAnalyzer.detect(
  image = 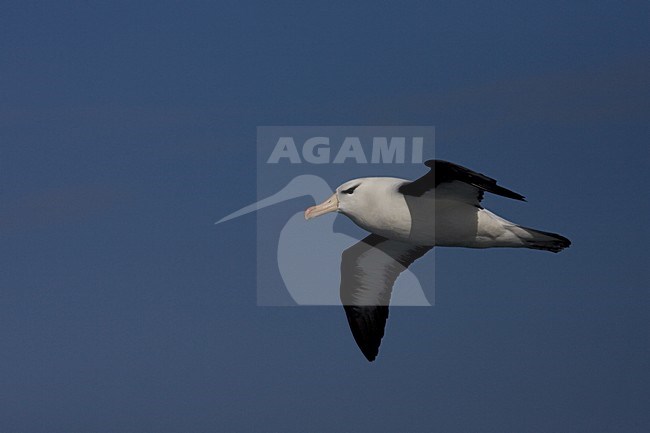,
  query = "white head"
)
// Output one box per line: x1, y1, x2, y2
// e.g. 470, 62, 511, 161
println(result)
304, 176, 412, 242
304, 177, 404, 221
